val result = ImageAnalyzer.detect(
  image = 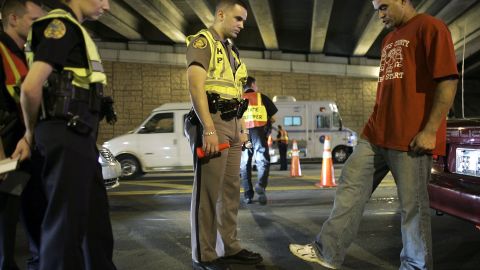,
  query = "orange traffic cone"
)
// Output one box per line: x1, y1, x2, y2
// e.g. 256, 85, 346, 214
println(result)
290, 140, 302, 177
267, 135, 273, 148
316, 136, 336, 187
